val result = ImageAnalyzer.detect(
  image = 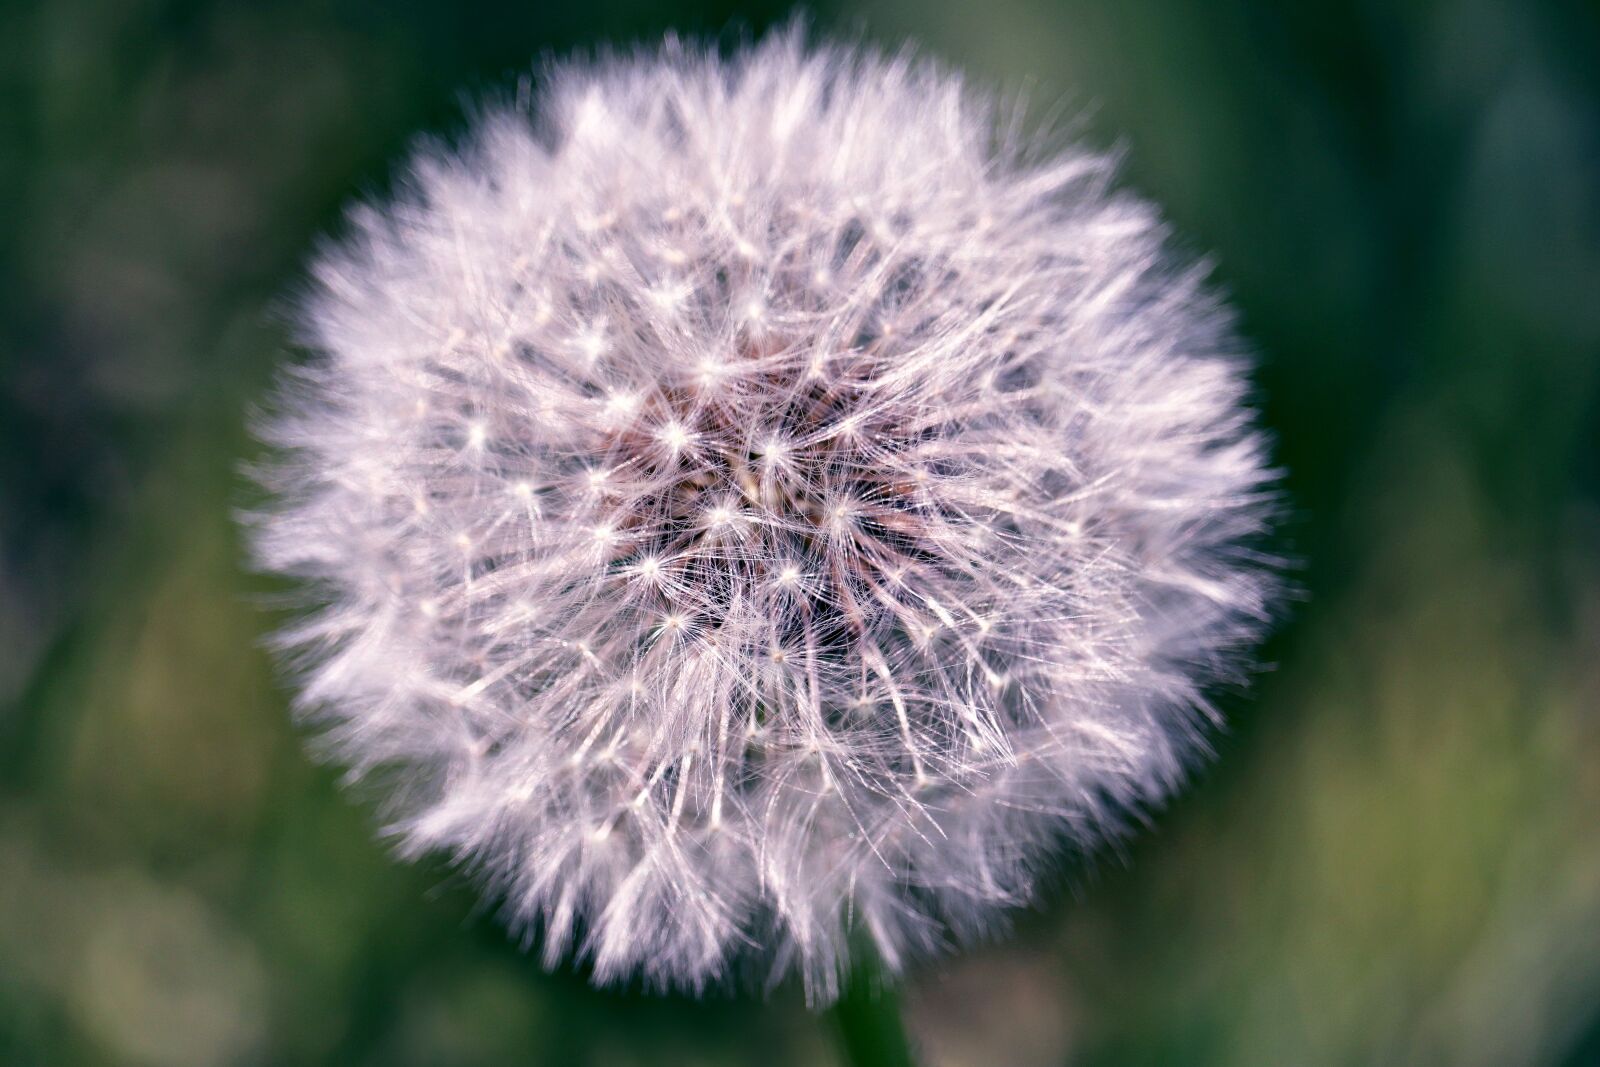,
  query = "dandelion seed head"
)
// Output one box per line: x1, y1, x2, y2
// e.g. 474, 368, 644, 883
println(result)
249, 28, 1281, 1005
